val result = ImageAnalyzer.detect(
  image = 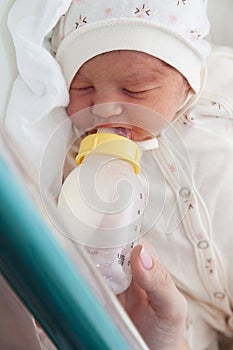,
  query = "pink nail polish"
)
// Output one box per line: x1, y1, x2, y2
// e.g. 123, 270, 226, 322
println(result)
140, 246, 153, 270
